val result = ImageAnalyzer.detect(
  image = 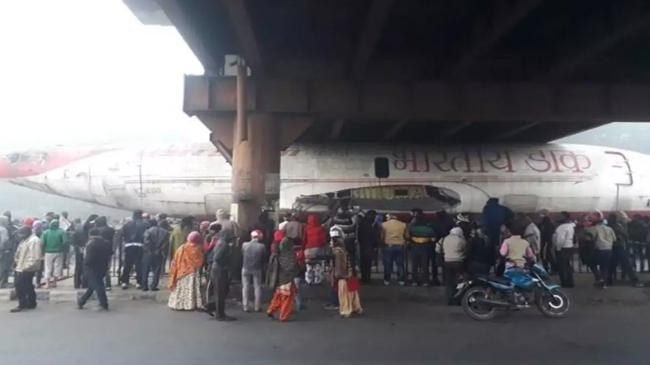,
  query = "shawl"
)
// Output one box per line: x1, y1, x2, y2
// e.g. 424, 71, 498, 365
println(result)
168, 242, 204, 290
